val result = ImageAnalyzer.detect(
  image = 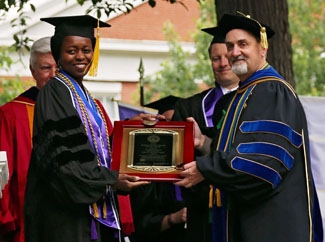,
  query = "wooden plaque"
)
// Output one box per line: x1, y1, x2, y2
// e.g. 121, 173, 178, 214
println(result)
111, 120, 194, 181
